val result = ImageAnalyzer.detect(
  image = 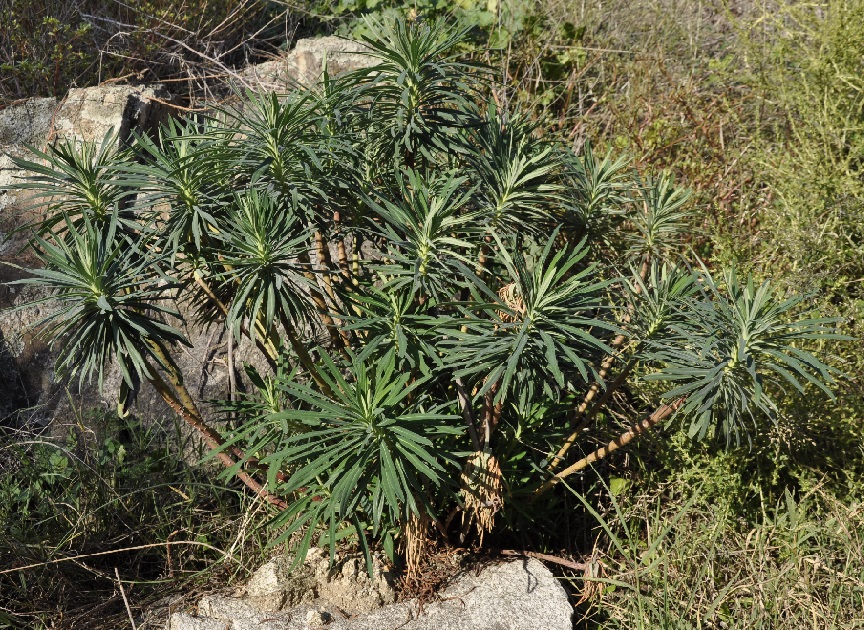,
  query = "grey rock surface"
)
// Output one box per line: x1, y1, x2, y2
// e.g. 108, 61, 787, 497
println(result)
0, 35, 370, 426
52, 84, 173, 145
238, 36, 371, 92
0, 96, 57, 215
167, 557, 572, 630
167, 615, 231, 630
293, 36, 371, 83
234, 547, 396, 614
199, 594, 289, 622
